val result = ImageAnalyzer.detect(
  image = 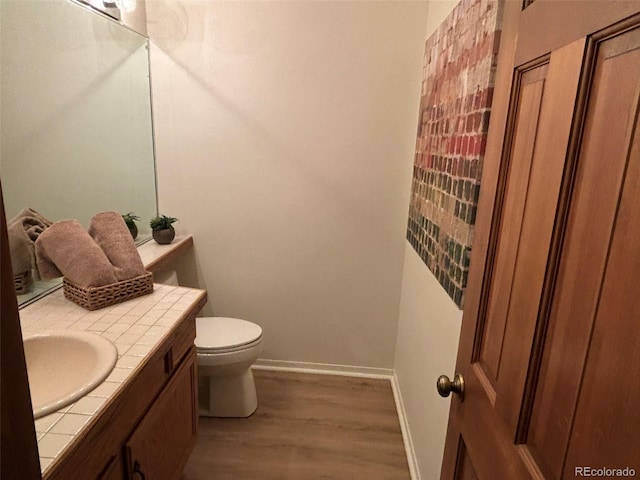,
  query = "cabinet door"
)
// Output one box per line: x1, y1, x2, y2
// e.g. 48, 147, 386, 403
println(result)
99, 455, 124, 480
125, 348, 197, 480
